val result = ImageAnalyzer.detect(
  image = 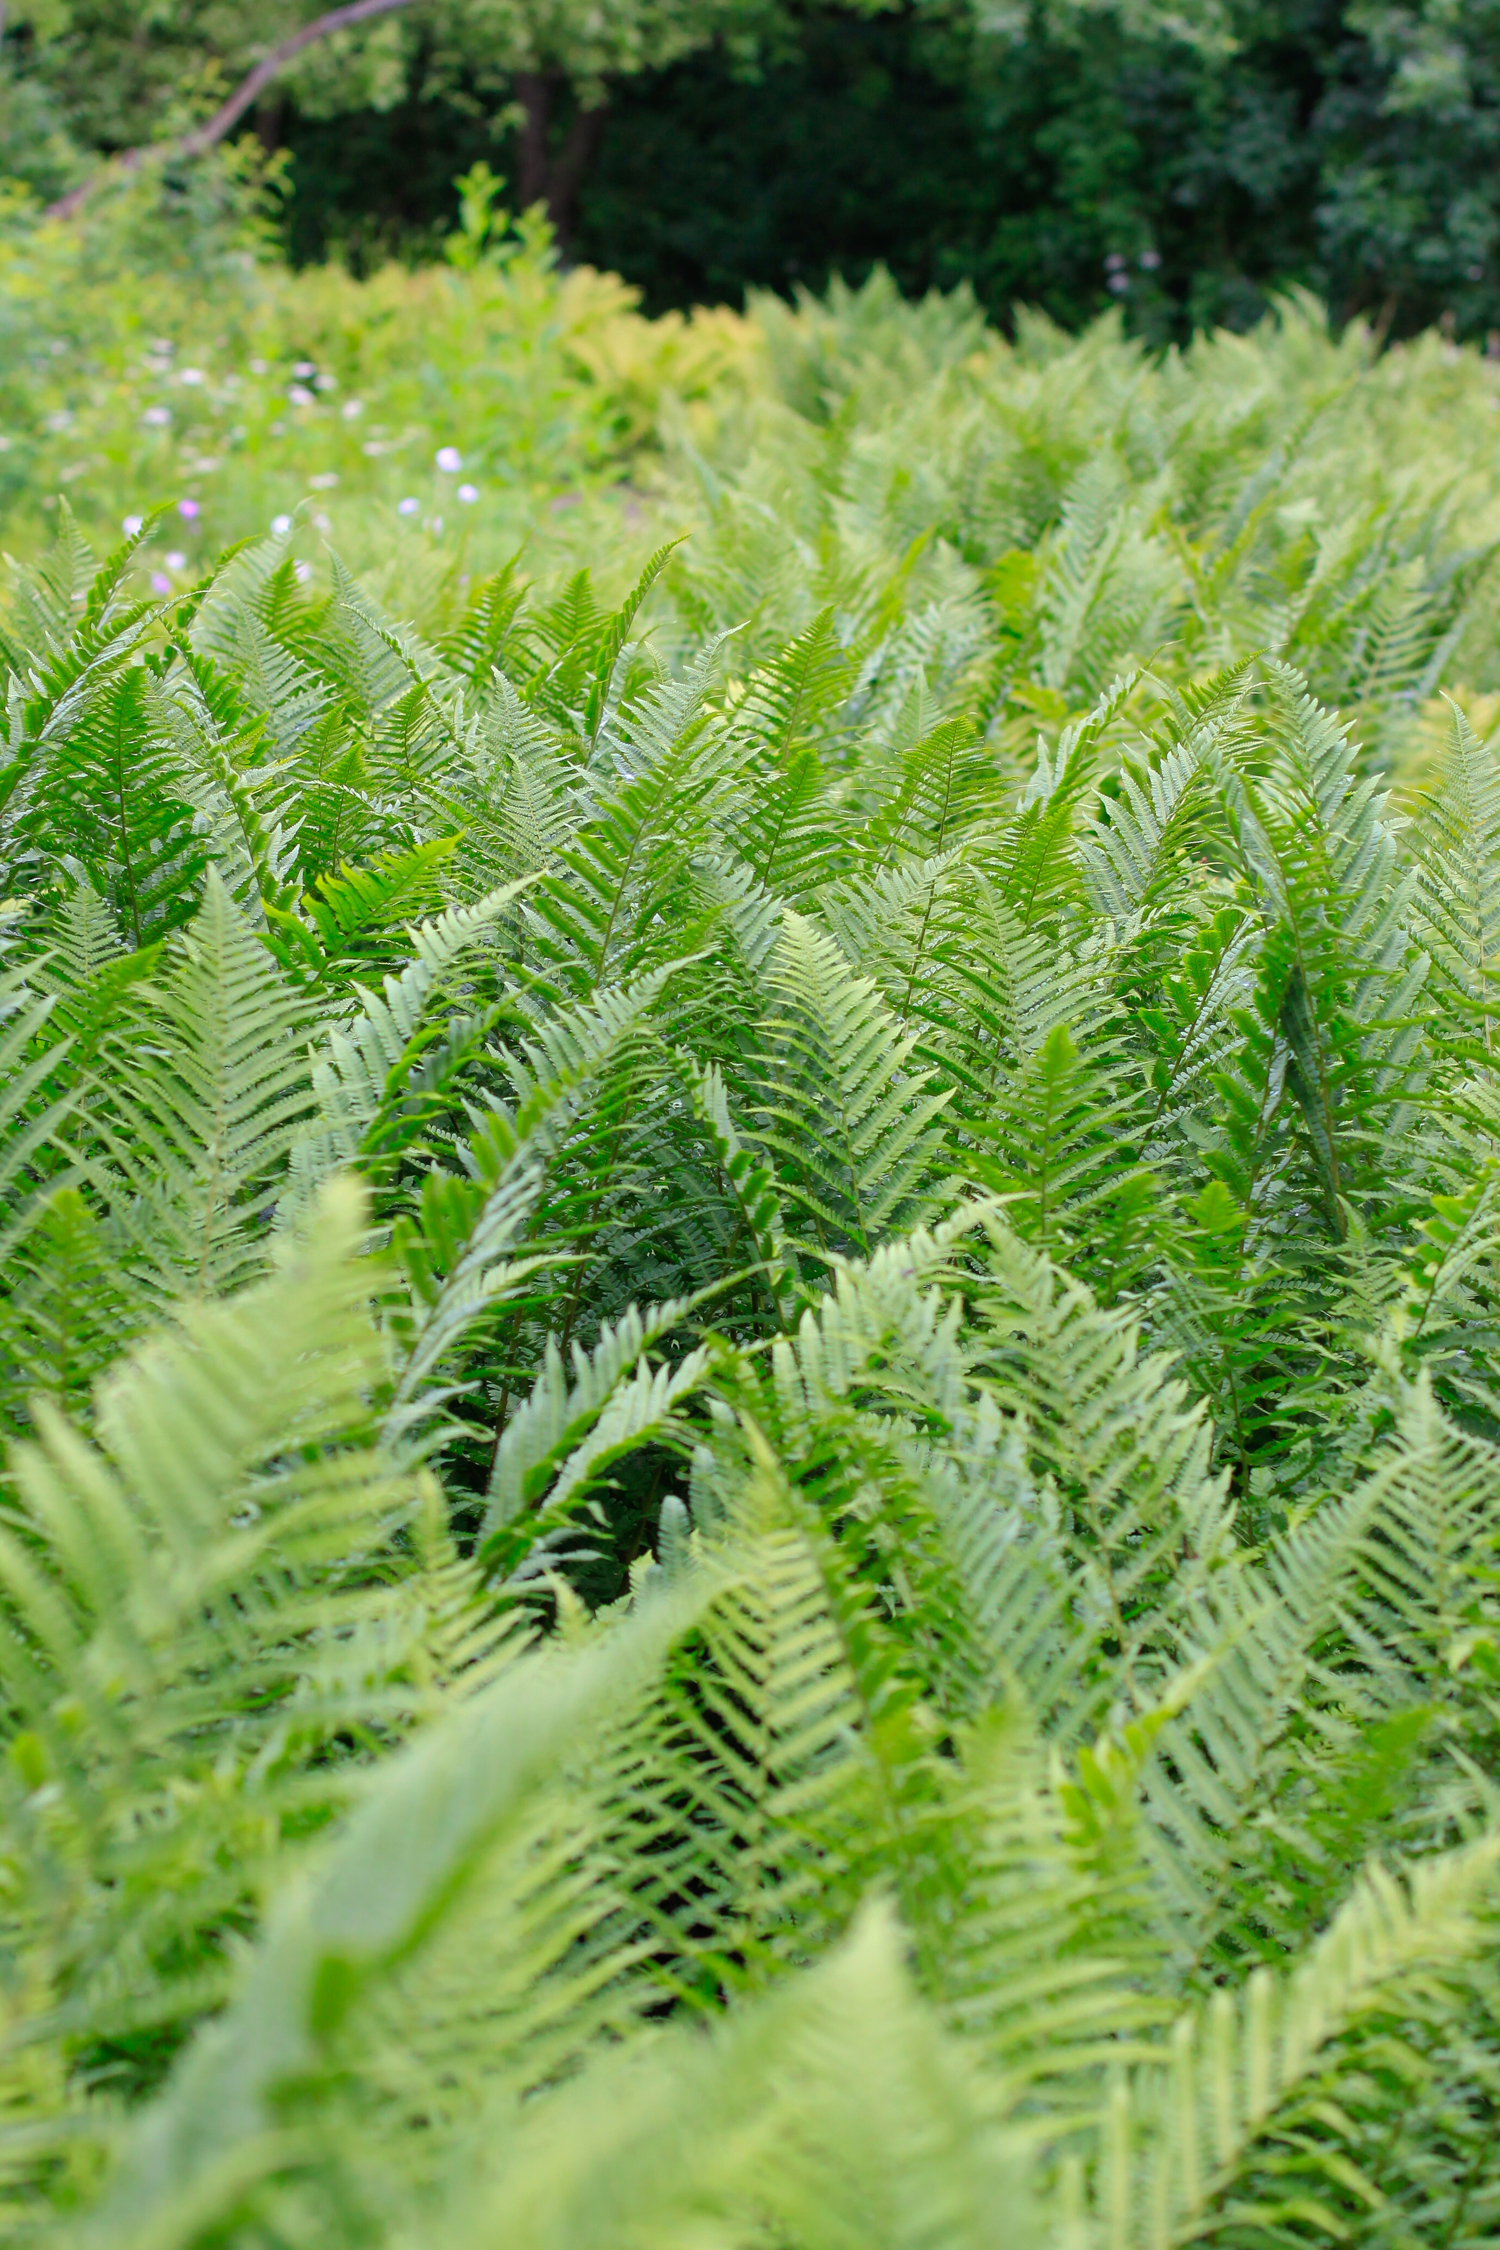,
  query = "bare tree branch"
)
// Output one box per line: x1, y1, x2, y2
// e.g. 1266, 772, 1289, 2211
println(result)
45, 0, 418, 220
